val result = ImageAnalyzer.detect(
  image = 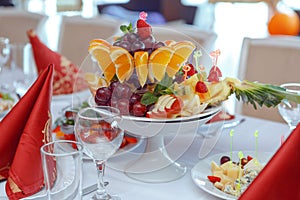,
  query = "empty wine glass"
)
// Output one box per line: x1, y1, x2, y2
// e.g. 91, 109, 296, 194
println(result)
0, 37, 10, 73
75, 106, 124, 200
278, 83, 300, 130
